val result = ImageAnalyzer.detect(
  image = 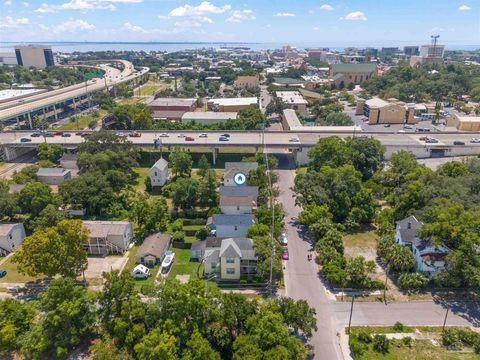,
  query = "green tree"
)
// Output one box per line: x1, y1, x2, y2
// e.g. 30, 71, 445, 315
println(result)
0, 180, 19, 220
274, 297, 318, 338
12, 220, 88, 278
182, 329, 220, 360
323, 112, 354, 126
0, 298, 36, 354
197, 154, 210, 178
17, 181, 58, 218
170, 150, 193, 178
129, 192, 169, 241
438, 161, 469, 178
134, 329, 178, 360
198, 169, 218, 208
386, 244, 415, 272
166, 177, 199, 210
37, 143, 64, 163
372, 334, 389, 354
397, 272, 429, 290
